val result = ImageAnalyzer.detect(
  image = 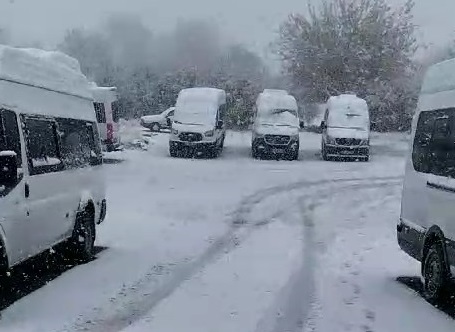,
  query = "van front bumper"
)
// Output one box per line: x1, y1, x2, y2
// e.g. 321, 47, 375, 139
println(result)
397, 219, 425, 262
325, 144, 369, 158
252, 137, 299, 155
170, 140, 217, 151
98, 199, 107, 224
